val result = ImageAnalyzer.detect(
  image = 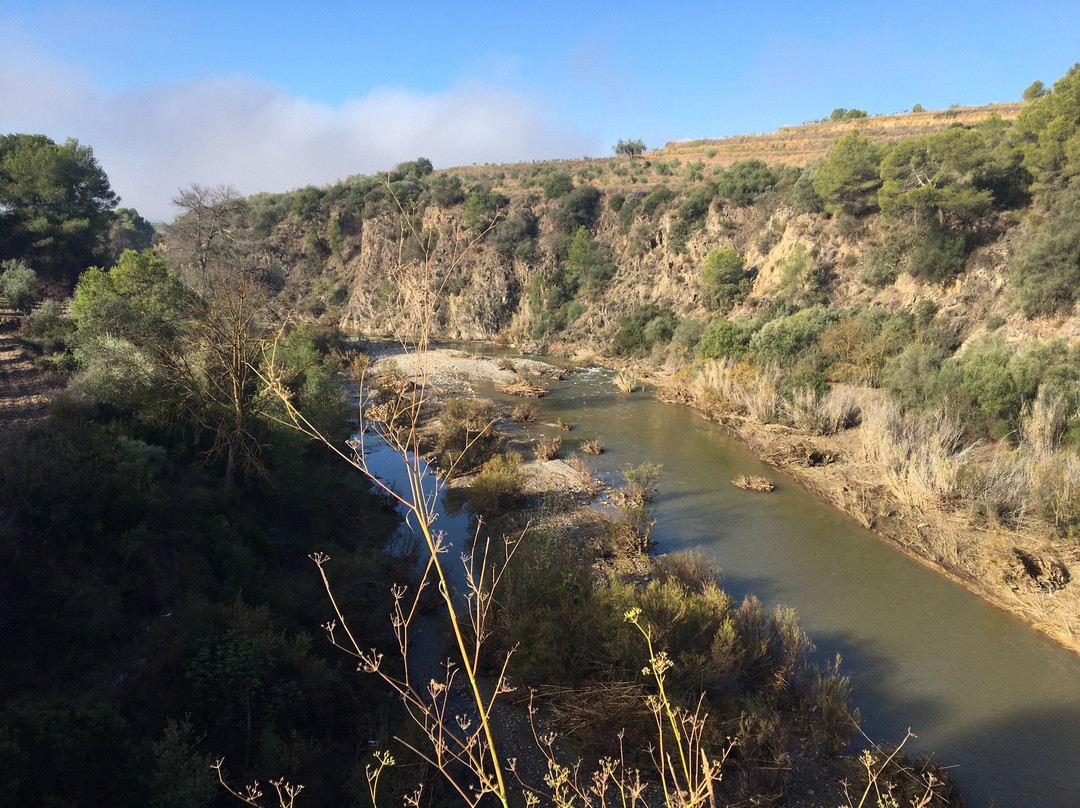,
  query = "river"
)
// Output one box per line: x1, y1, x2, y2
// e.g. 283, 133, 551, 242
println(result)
367, 361, 1080, 807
